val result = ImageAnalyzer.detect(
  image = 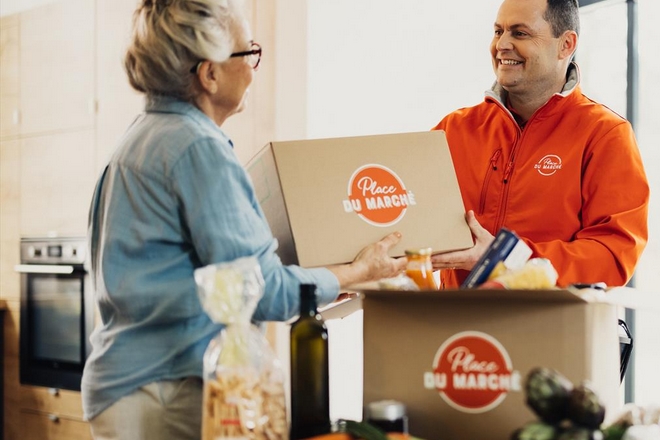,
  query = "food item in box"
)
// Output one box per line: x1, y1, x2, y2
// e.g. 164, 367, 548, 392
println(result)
195, 257, 287, 440
510, 421, 560, 440
557, 426, 604, 440
481, 258, 558, 290
602, 404, 660, 440
513, 368, 612, 440
378, 274, 420, 291
525, 367, 573, 424
203, 365, 287, 438
405, 248, 438, 290
568, 383, 606, 430
462, 228, 533, 288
